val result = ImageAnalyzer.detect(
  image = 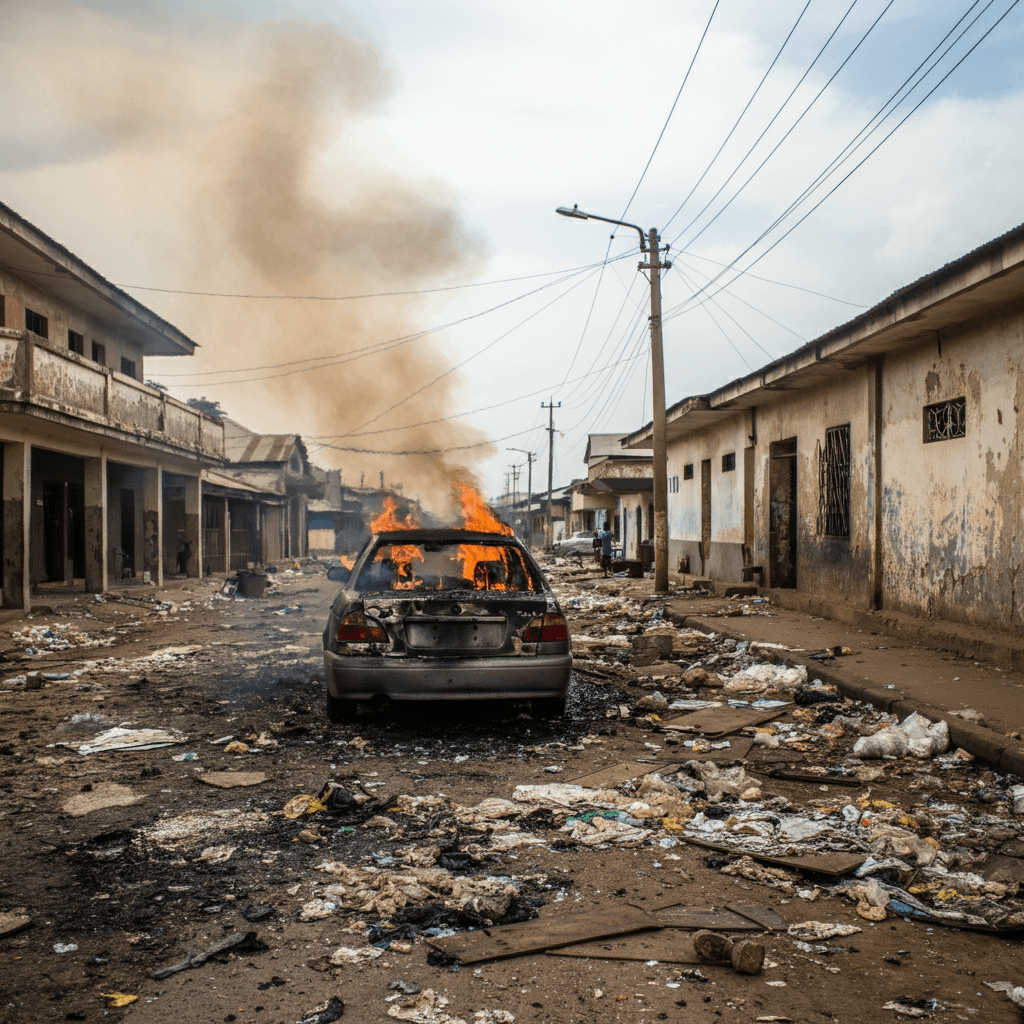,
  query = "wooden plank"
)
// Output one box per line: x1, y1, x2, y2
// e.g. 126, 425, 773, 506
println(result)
547, 932, 712, 965
661, 705, 792, 738
725, 903, 789, 931
671, 738, 754, 762
652, 907, 764, 931
681, 836, 866, 877
425, 906, 655, 965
